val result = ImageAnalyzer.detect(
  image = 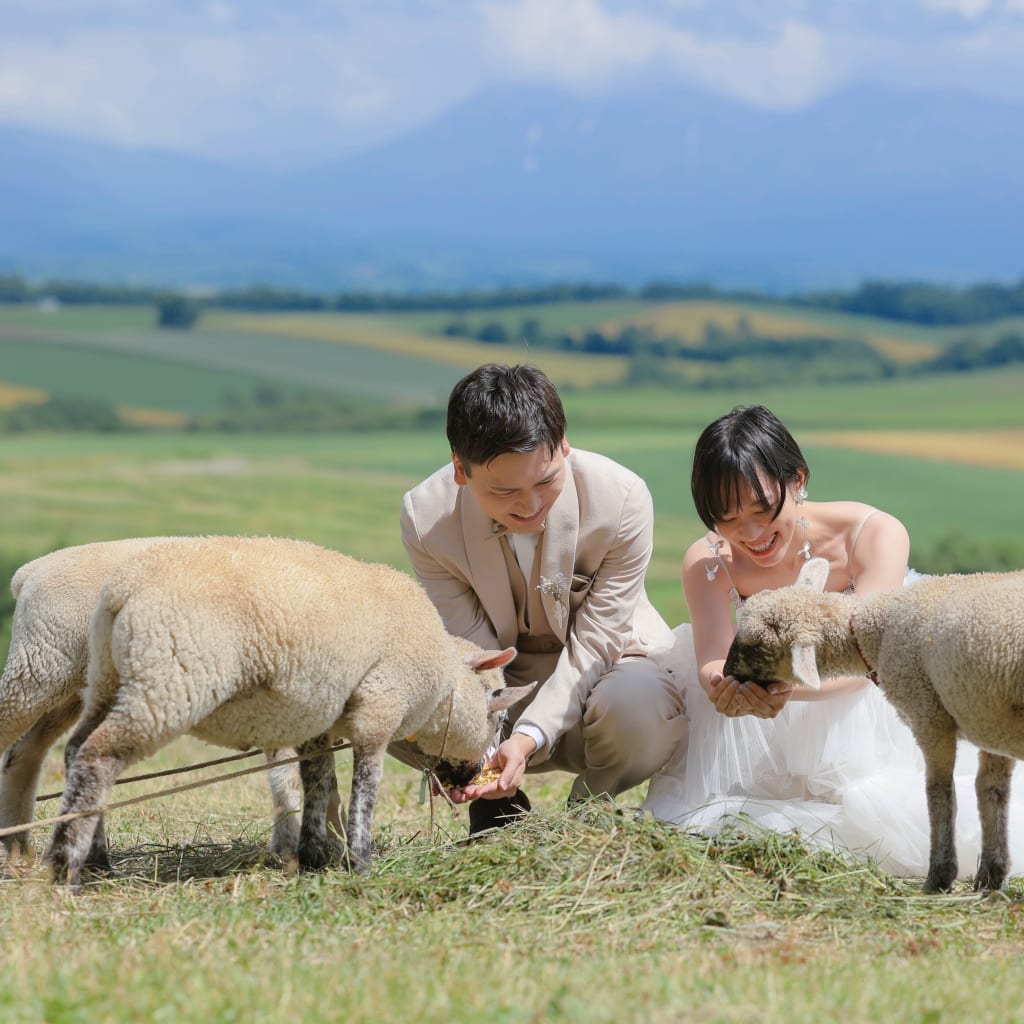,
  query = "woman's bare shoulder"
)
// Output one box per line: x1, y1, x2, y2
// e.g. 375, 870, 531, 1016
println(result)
814, 500, 903, 537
